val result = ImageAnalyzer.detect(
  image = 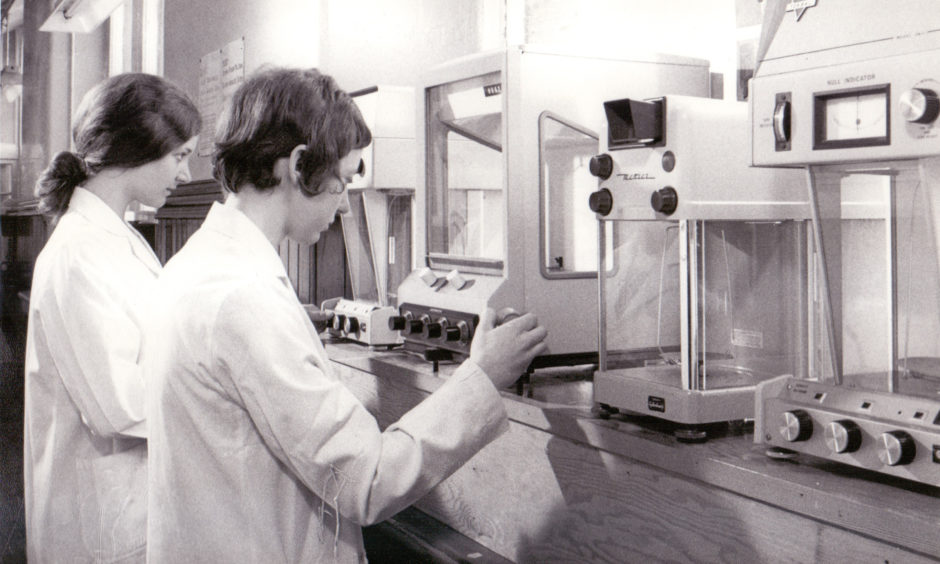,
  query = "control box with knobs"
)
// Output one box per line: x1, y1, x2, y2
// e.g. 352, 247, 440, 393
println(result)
389, 303, 478, 358
751, 37, 940, 165
322, 298, 403, 348
747, 0, 940, 489
755, 375, 940, 485
587, 96, 807, 223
